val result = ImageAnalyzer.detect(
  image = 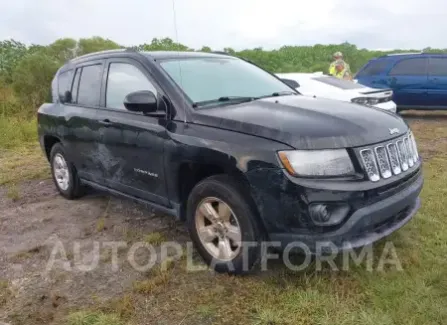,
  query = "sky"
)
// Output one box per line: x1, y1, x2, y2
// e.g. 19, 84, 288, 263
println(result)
1, 0, 447, 50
